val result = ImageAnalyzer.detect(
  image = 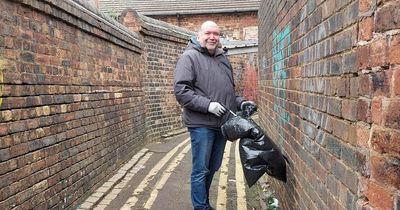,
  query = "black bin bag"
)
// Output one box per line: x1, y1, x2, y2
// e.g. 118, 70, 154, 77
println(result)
221, 115, 287, 187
